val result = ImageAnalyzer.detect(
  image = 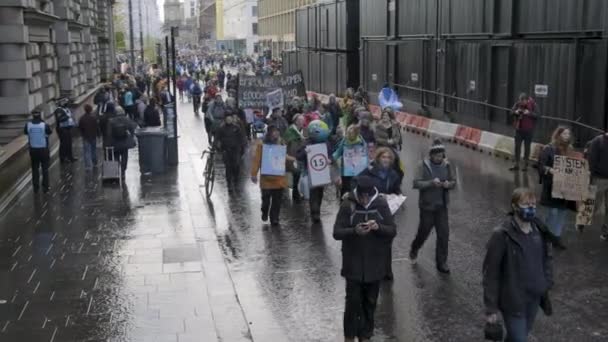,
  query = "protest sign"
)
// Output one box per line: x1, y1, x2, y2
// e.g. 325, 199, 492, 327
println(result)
576, 185, 597, 226
238, 71, 306, 109
343, 145, 369, 176
261, 144, 287, 176
551, 155, 590, 201
385, 194, 407, 215
266, 88, 284, 112
307, 143, 331, 187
